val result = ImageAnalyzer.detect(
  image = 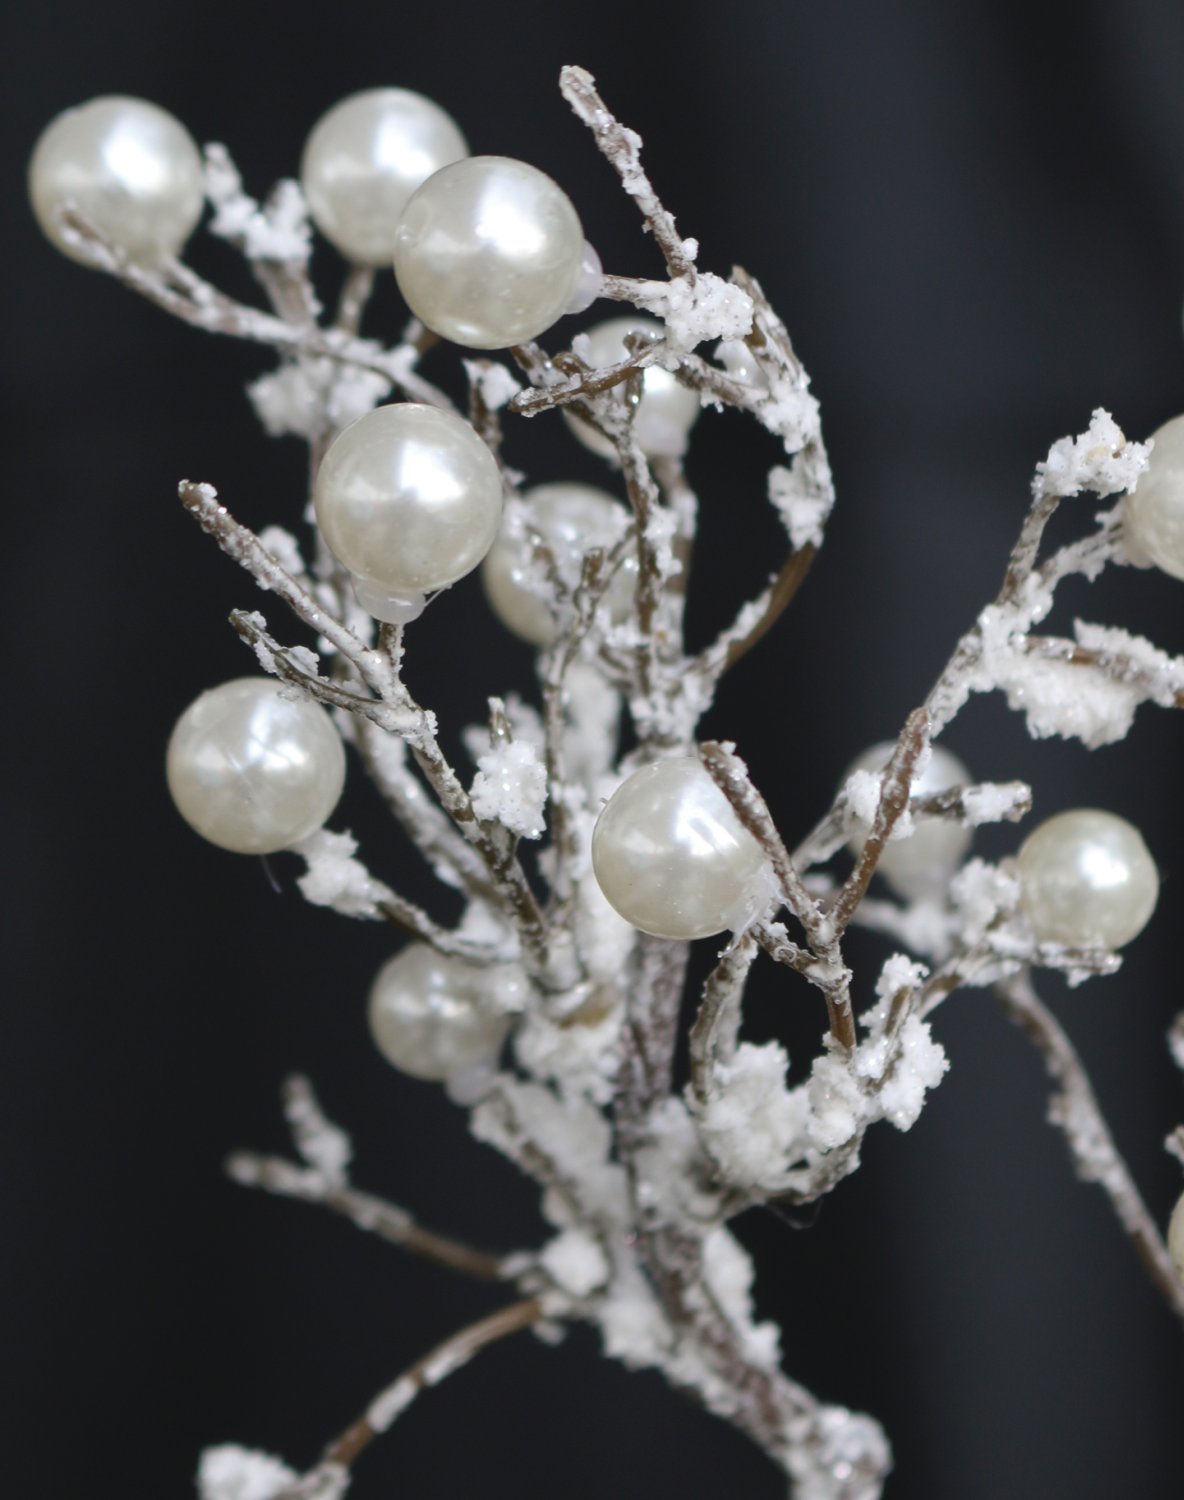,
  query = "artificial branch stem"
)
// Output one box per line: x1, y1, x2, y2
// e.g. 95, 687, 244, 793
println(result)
998, 970, 1184, 1325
